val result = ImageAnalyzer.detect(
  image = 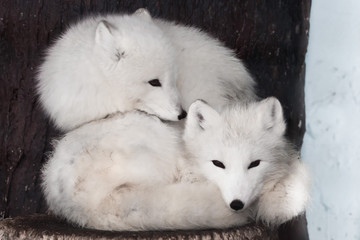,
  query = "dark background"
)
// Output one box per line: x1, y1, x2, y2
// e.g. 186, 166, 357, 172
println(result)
0, 0, 310, 239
